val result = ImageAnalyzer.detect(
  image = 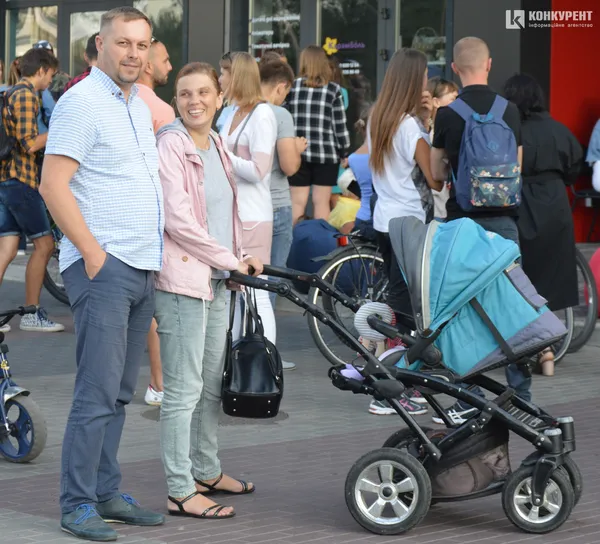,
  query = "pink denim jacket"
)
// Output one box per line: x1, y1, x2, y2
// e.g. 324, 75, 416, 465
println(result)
155, 120, 245, 301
